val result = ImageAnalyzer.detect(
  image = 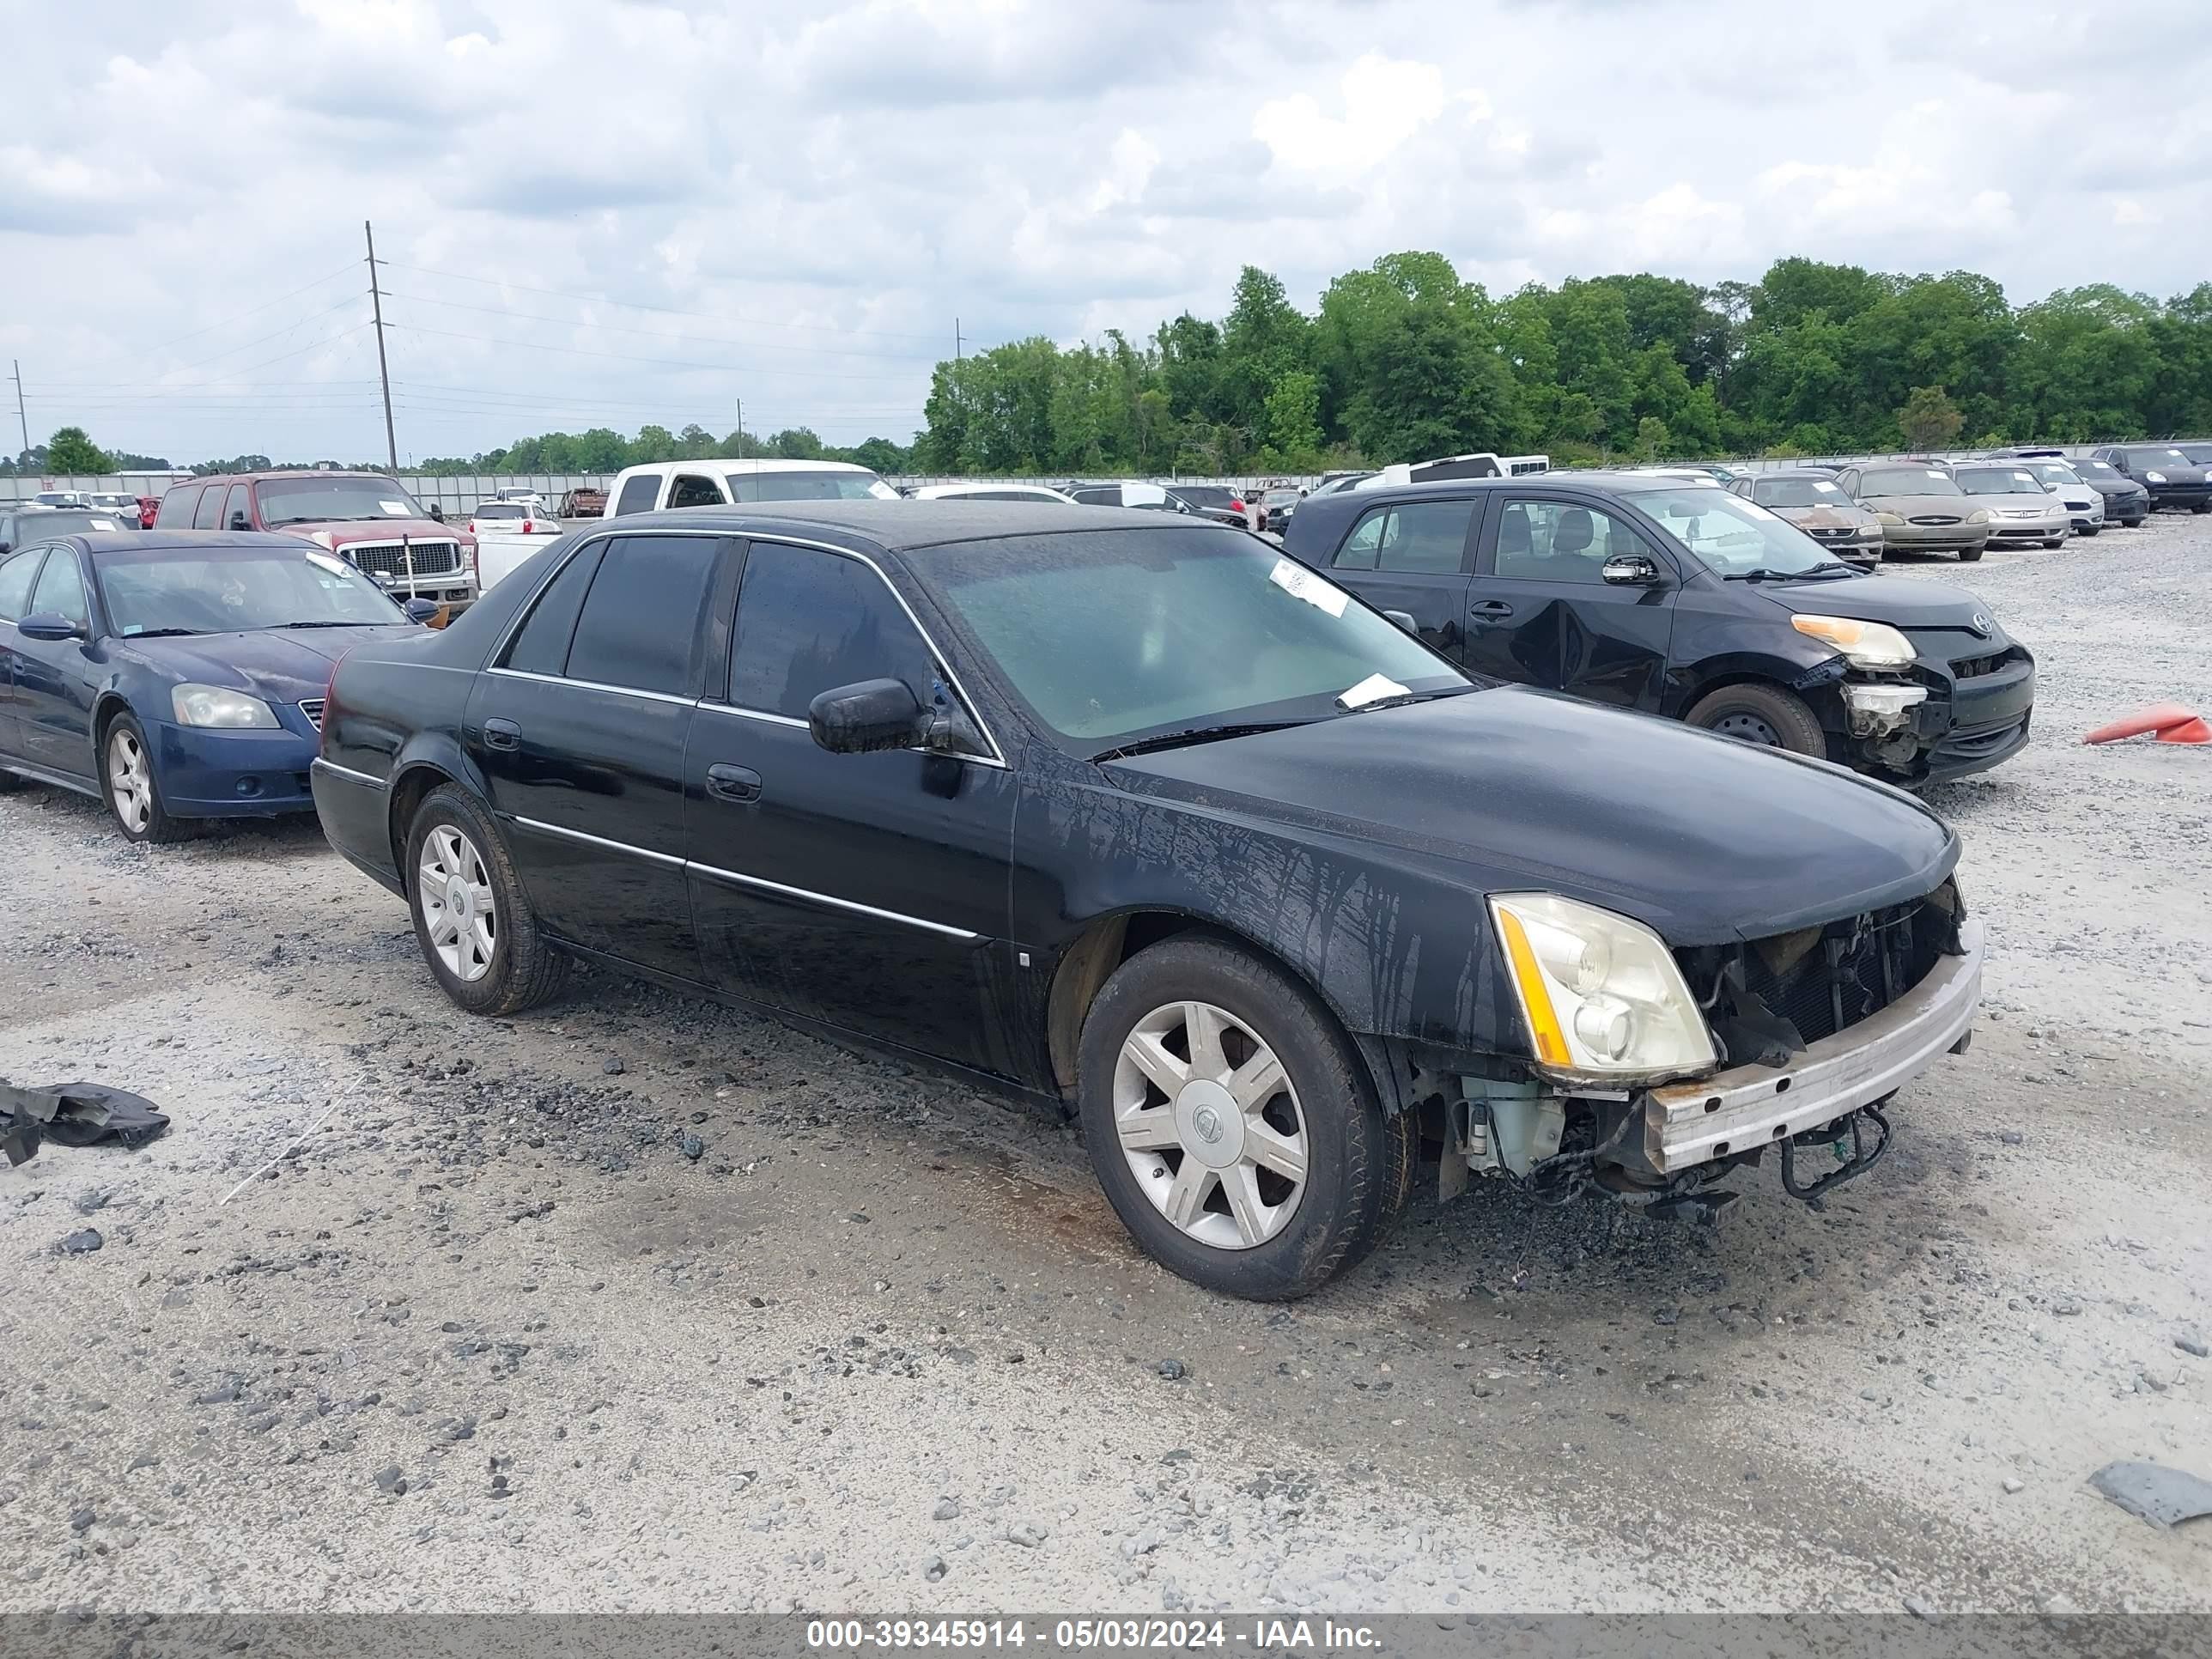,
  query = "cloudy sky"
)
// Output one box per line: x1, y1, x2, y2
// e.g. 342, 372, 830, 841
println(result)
5, 0, 2208, 468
